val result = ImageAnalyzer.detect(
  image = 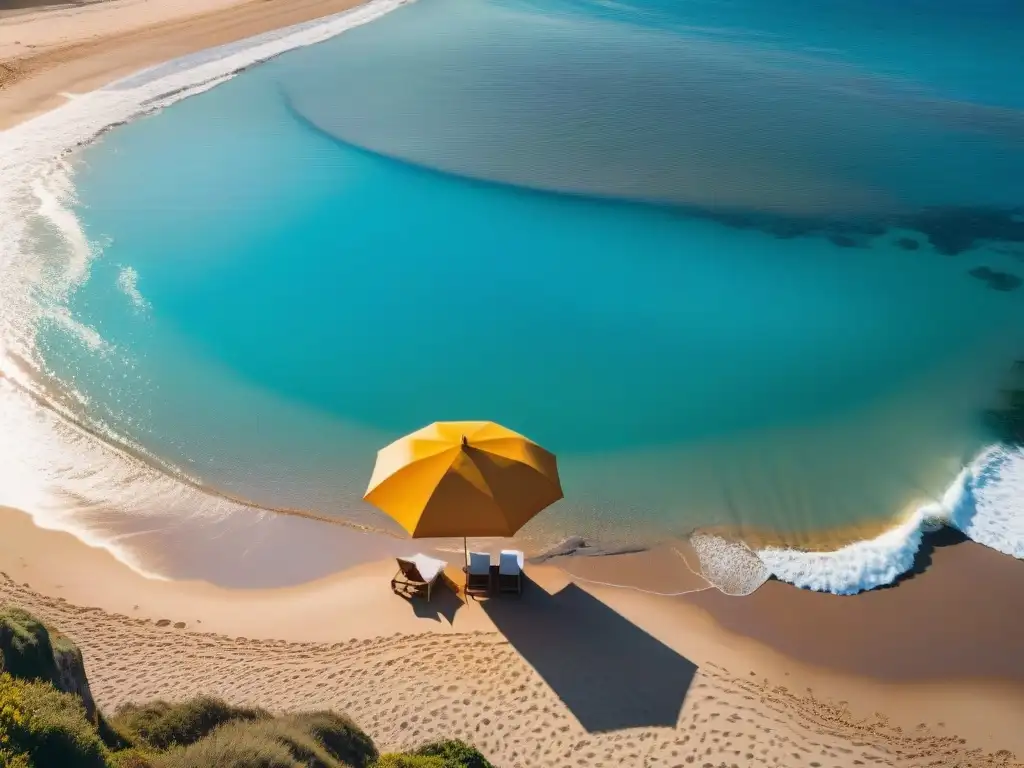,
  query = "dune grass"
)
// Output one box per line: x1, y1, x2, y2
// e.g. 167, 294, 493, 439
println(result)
0, 673, 109, 768
0, 607, 62, 686
373, 755, 447, 768
1, 604, 495, 768
108, 696, 270, 751
411, 740, 495, 768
